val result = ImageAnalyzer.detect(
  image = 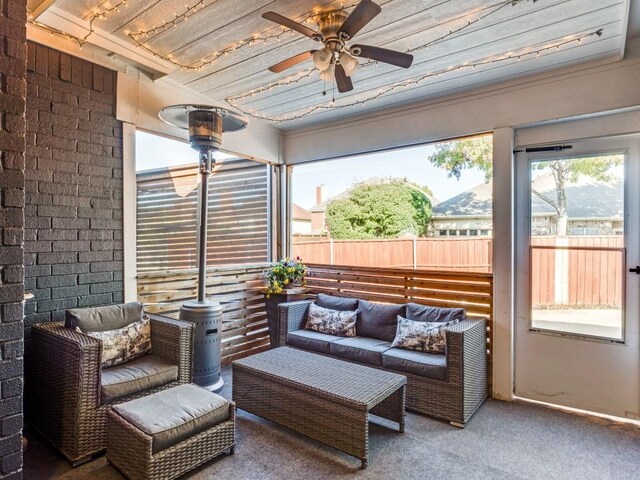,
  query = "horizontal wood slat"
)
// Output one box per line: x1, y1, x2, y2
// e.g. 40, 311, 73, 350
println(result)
305, 264, 494, 385
138, 263, 271, 366
136, 158, 269, 272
